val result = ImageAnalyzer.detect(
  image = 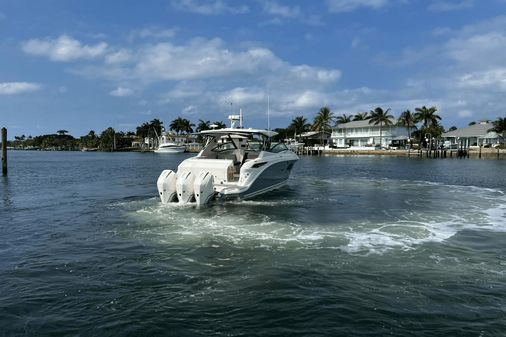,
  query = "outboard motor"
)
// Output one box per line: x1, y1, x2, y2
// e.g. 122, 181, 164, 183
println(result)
176, 171, 195, 204
157, 170, 178, 204
194, 171, 215, 206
